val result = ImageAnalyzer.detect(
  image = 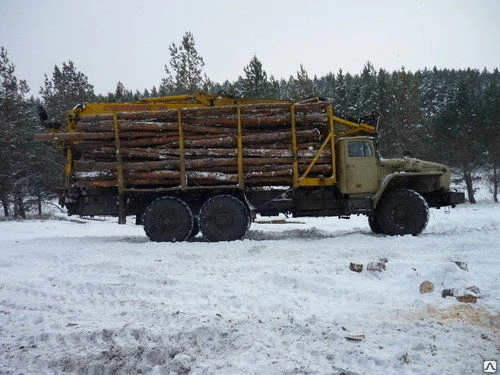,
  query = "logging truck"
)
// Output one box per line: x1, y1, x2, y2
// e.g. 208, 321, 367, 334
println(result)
36, 92, 464, 241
